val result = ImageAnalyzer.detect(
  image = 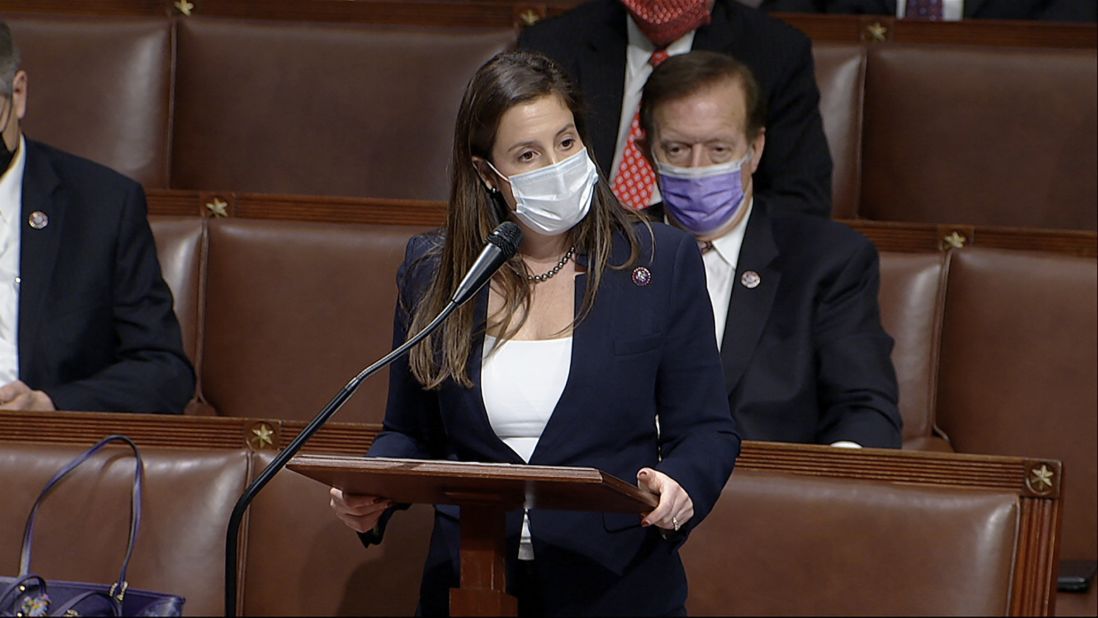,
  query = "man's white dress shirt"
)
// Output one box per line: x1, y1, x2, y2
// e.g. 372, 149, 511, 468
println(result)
610, 18, 696, 206
0, 135, 26, 385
